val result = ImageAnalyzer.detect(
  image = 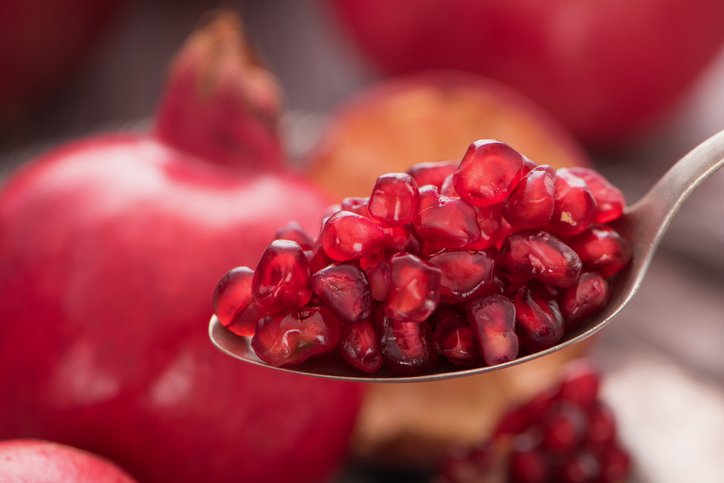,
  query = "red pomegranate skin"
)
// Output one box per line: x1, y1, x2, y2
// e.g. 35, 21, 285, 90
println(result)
327, 0, 724, 147
0, 439, 138, 483
0, 13, 363, 483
